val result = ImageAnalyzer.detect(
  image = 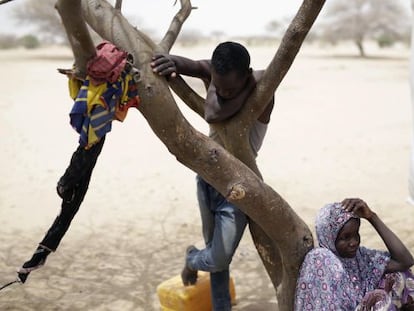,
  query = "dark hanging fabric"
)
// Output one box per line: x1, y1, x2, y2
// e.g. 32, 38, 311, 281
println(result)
41, 135, 106, 250
17, 136, 105, 283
